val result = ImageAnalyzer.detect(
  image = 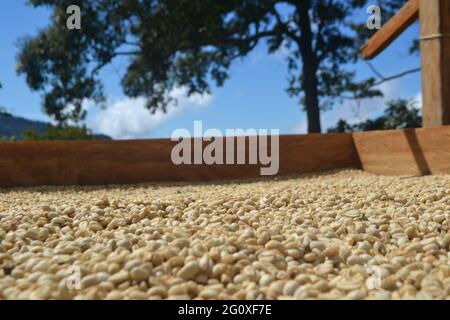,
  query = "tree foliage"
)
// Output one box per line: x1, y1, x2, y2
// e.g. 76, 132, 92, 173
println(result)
0, 82, 5, 114
17, 0, 414, 132
0, 107, 12, 118
328, 99, 422, 133
22, 125, 95, 141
